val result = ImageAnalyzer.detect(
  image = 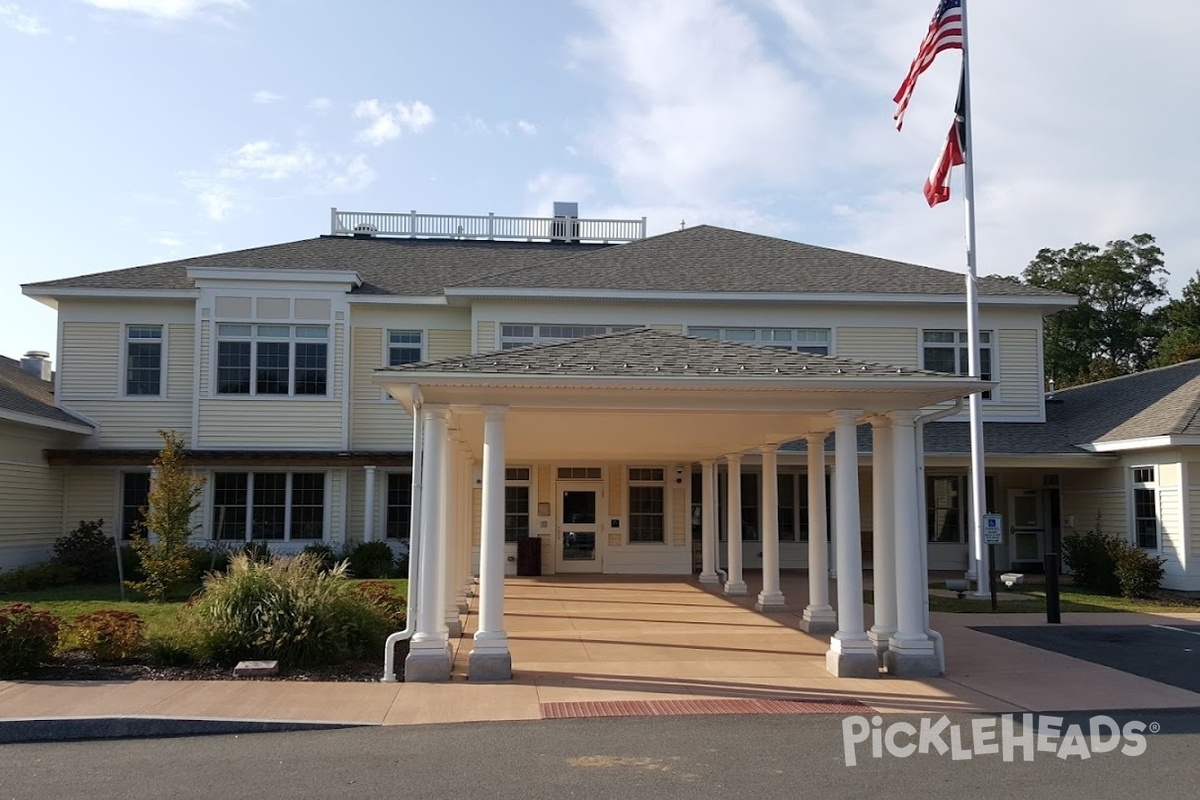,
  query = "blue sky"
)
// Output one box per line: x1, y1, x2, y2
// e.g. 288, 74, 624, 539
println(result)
4, 0, 1199, 362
